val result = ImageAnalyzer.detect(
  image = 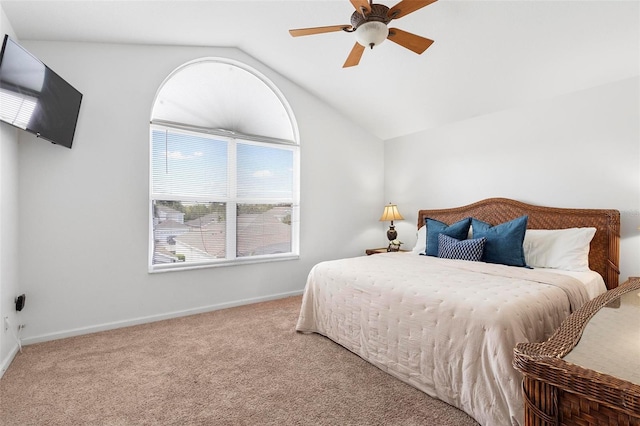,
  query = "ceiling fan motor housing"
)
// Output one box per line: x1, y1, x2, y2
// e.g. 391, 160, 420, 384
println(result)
350, 3, 392, 29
